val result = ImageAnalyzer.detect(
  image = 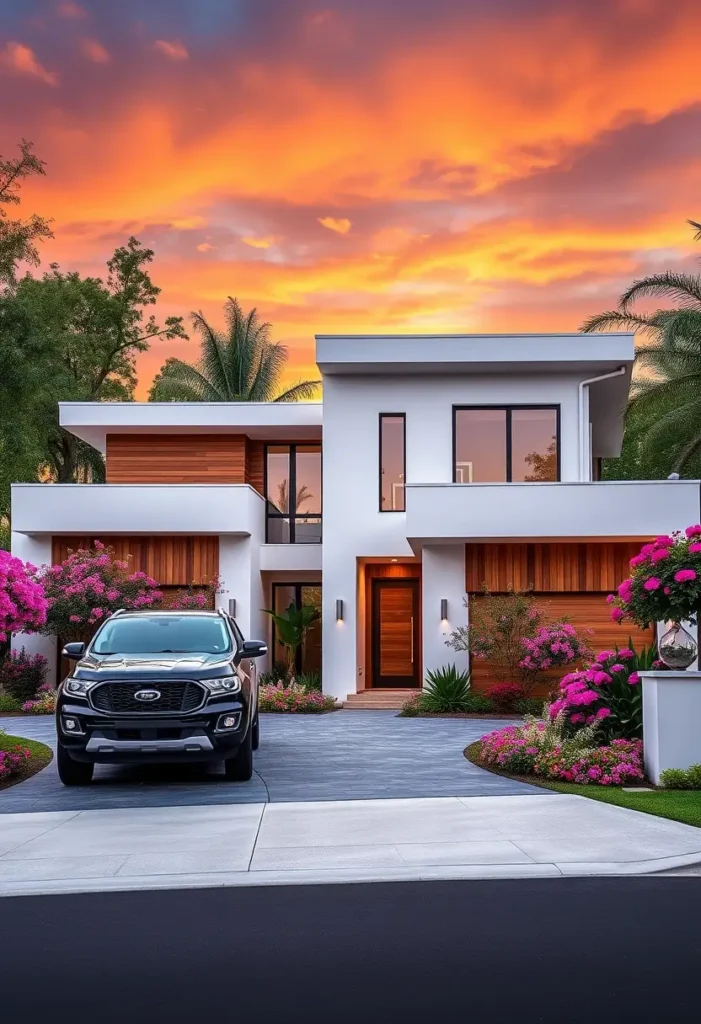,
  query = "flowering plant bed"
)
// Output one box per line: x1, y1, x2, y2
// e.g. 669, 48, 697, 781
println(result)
608, 526, 701, 627
22, 686, 57, 715
259, 682, 338, 713
0, 731, 53, 791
